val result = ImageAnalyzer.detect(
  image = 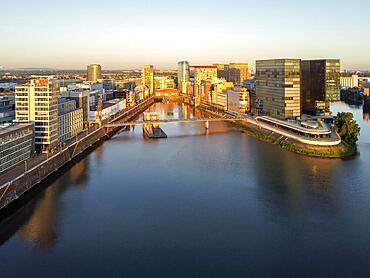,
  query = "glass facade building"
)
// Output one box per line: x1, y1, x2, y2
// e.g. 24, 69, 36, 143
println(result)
87, 64, 102, 82
301, 59, 340, 115
177, 61, 190, 94
256, 59, 301, 120
228, 63, 249, 85
142, 65, 154, 93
